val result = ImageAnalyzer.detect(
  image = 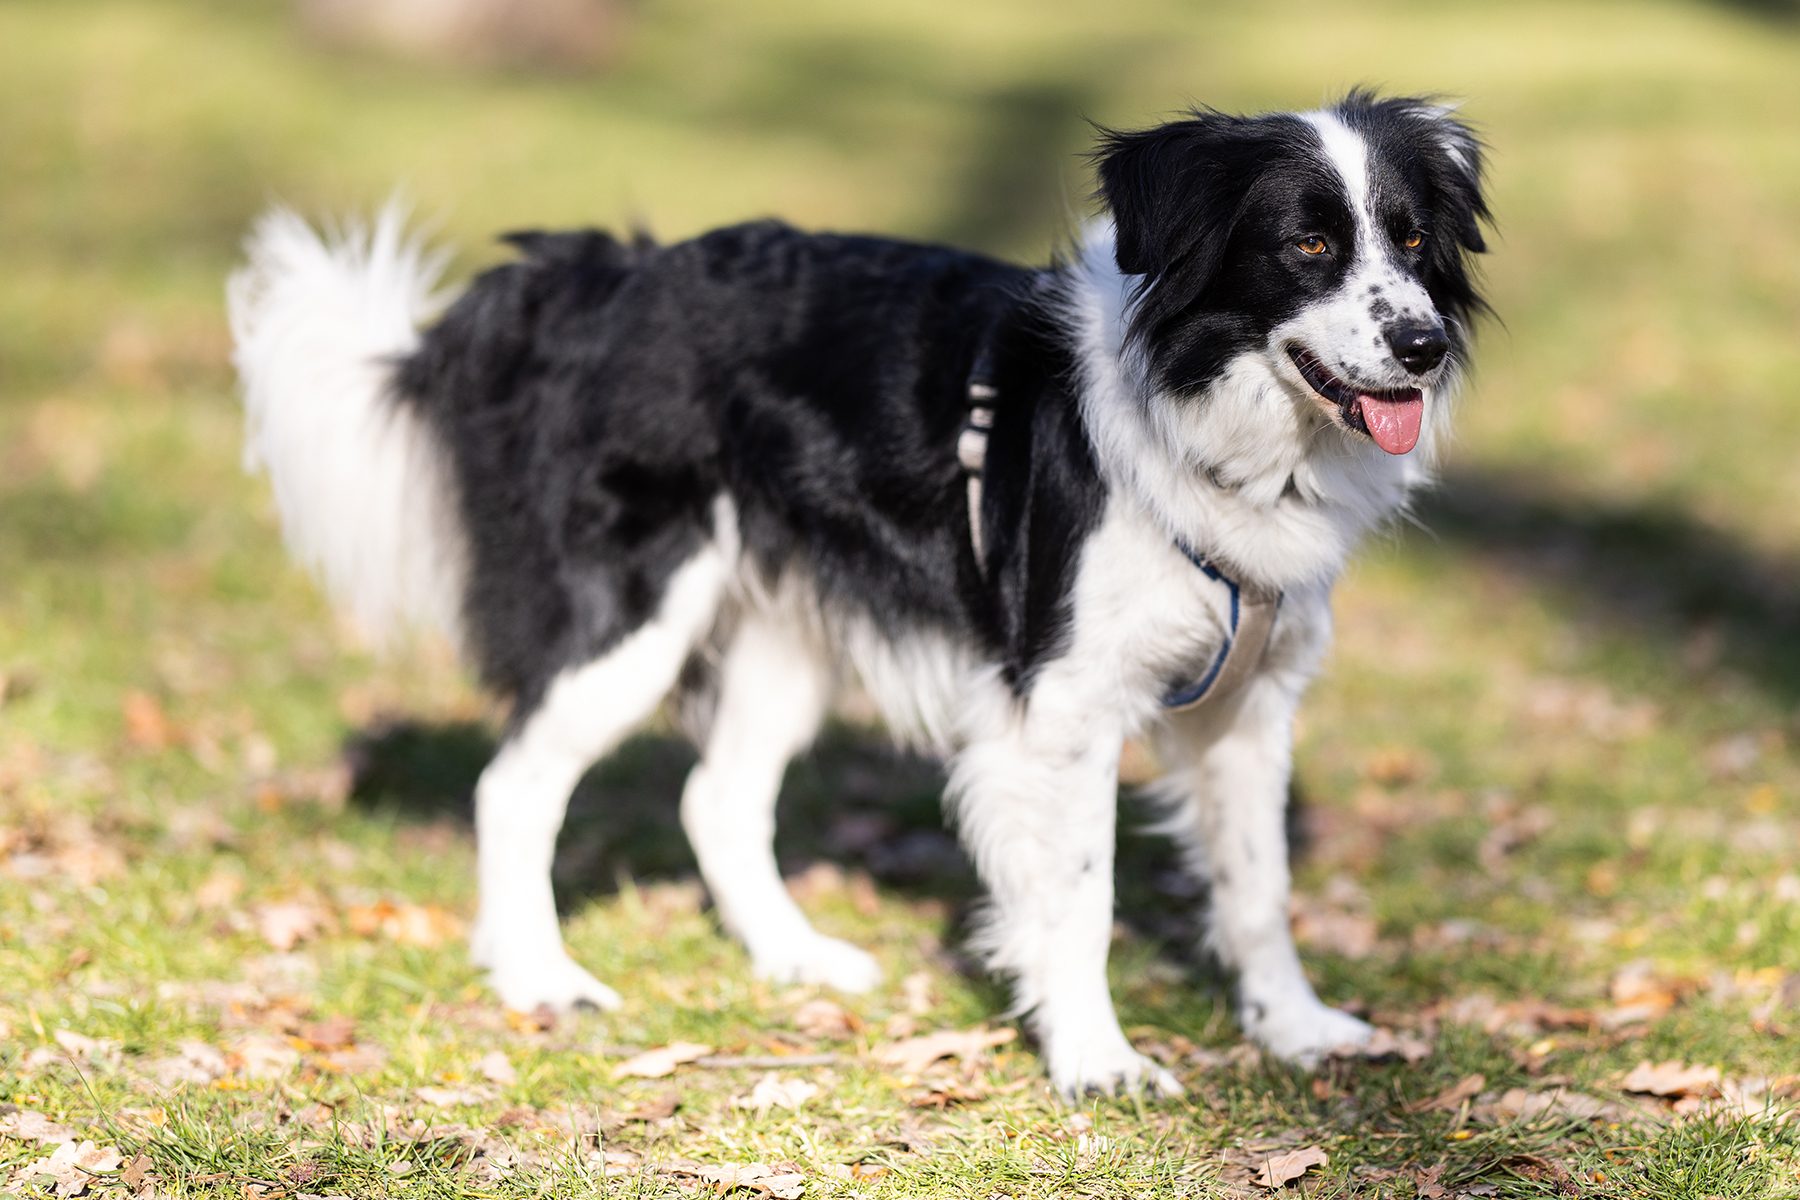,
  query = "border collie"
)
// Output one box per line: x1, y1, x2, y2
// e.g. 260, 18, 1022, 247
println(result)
228, 90, 1489, 1097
